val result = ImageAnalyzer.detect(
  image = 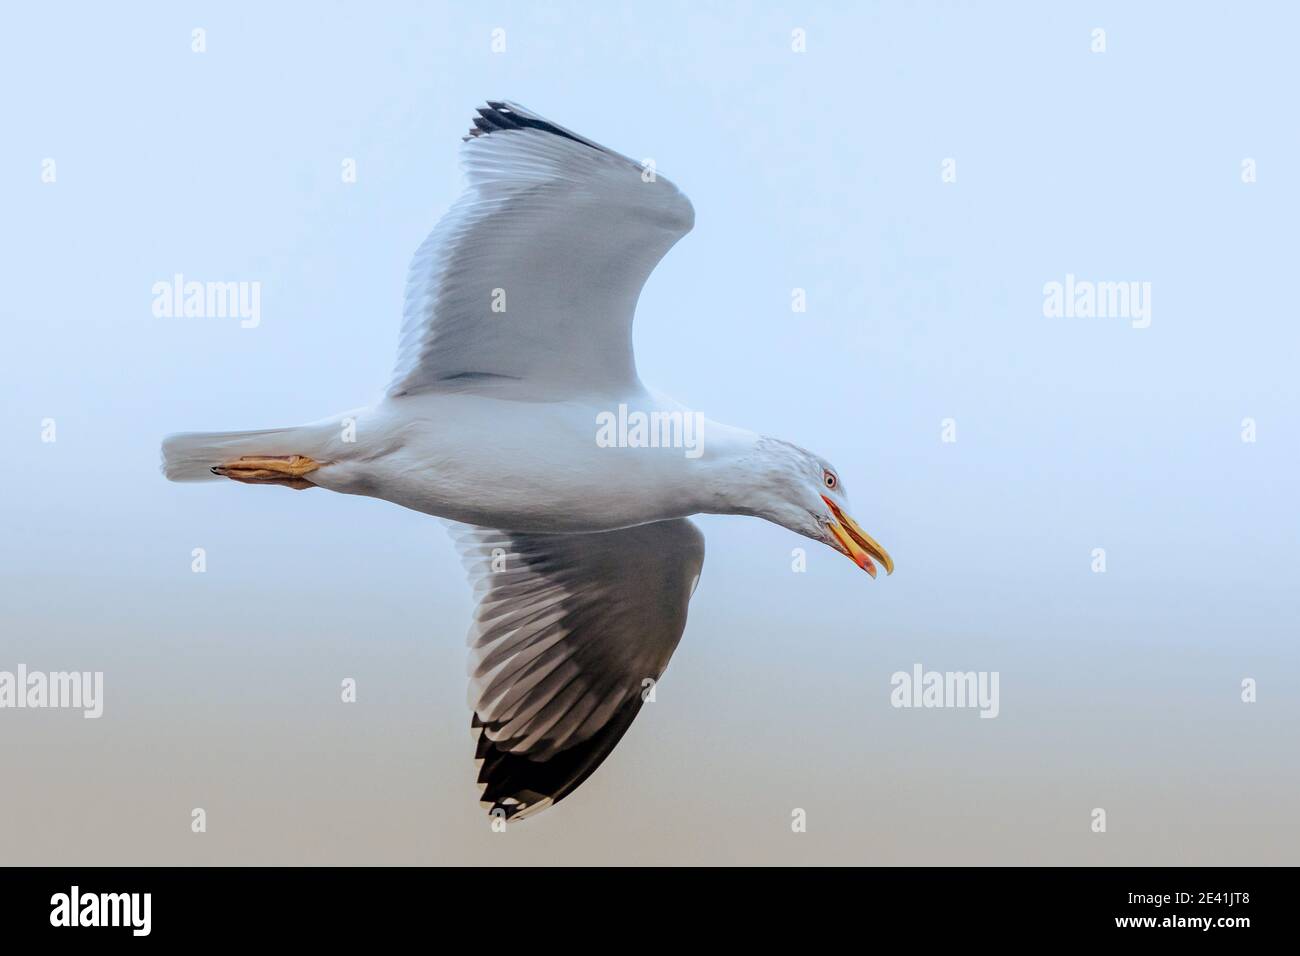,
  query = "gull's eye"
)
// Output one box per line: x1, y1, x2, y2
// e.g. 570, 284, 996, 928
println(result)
823, 470, 837, 490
